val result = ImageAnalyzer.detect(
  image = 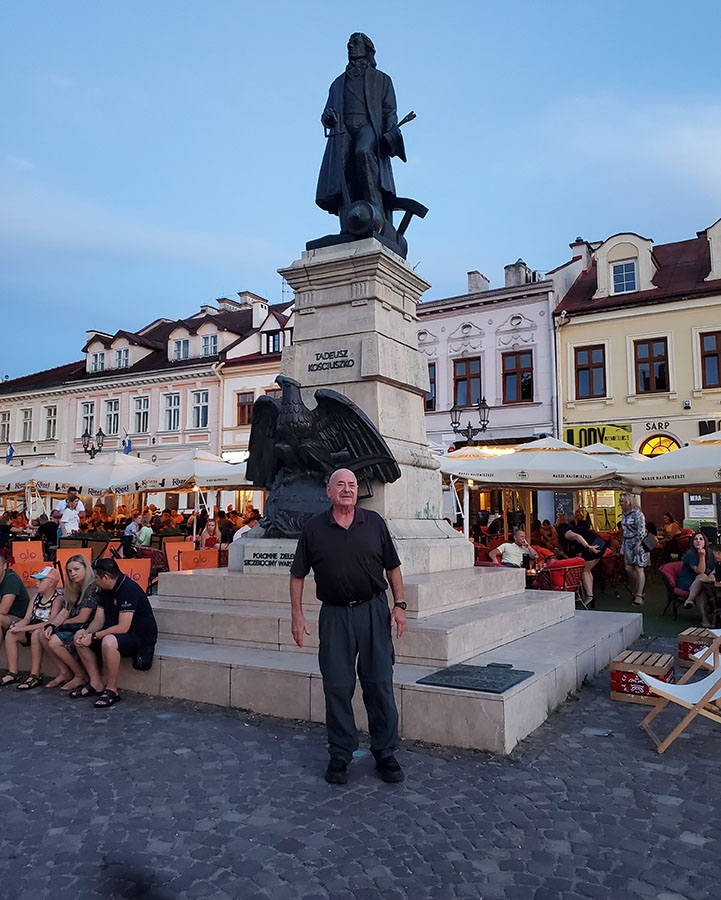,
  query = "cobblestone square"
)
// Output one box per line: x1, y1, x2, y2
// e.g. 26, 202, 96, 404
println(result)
1, 636, 719, 900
